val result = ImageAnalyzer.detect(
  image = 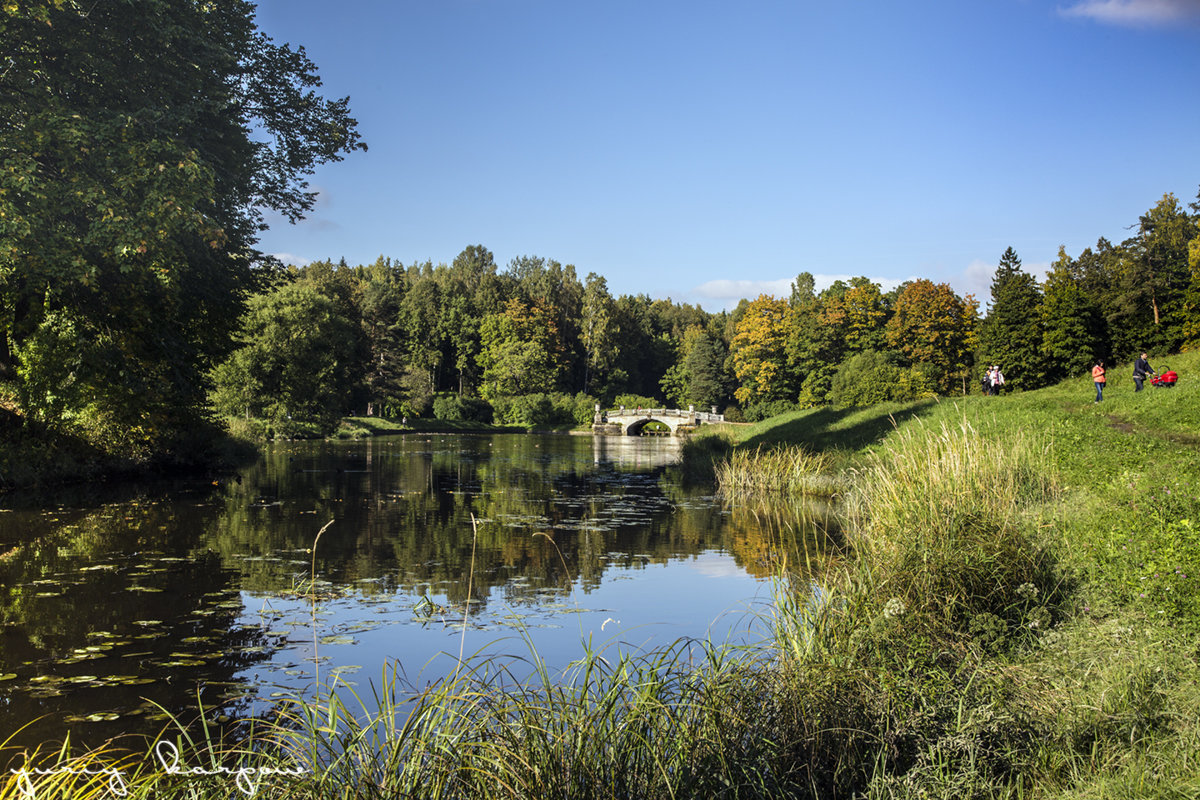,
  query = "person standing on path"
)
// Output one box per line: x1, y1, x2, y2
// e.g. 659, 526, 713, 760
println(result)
1092, 360, 1106, 402
1133, 352, 1156, 392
